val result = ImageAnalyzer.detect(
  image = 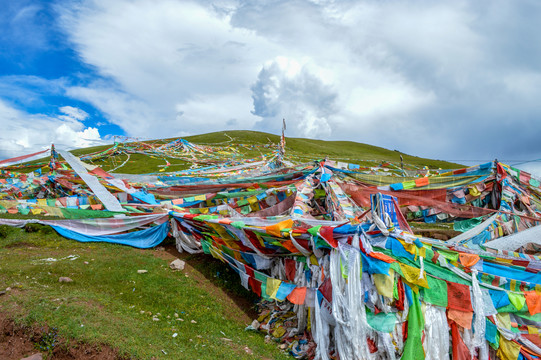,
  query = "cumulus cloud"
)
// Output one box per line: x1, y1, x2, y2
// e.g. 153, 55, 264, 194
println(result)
2, 0, 534, 173
57, 0, 278, 138
0, 99, 106, 160
251, 57, 337, 138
